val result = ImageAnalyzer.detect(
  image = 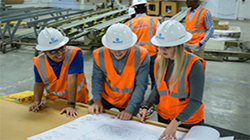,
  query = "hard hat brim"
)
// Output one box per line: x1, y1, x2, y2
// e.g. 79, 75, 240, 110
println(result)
151, 32, 192, 47
132, 1, 147, 6
101, 33, 138, 50
35, 36, 69, 51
